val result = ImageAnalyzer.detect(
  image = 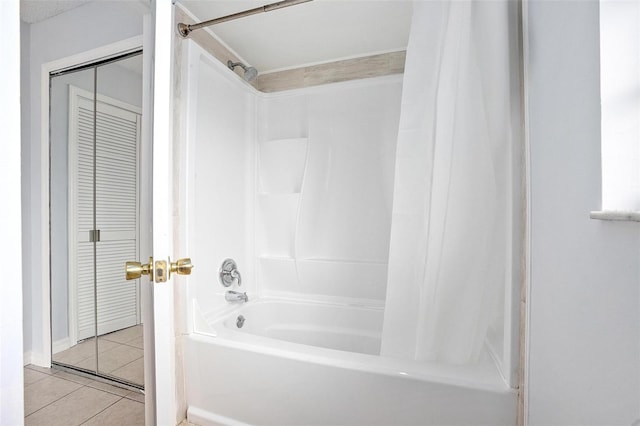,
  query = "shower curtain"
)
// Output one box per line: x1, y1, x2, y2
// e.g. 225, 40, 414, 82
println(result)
381, 0, 518, 364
